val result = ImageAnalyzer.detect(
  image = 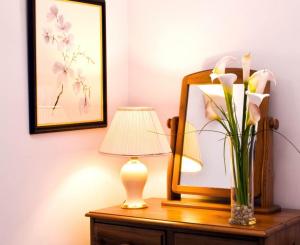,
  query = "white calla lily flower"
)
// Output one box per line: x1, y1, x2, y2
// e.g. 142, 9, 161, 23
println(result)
248, 69, 276, 93
211, 56, 237, 76
246, 91, 269, 107
210, 73, 220, 81
248, 103, 261, 125
246, 92, 269, 126
205, 100, 220, 121
210, 73, 237, 95
242, 53, 251, 82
